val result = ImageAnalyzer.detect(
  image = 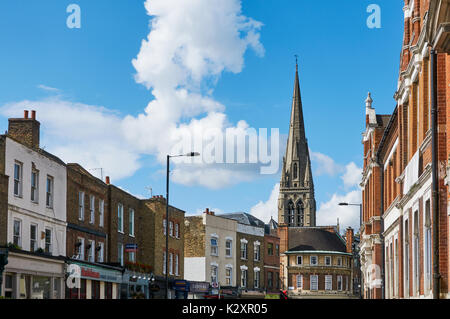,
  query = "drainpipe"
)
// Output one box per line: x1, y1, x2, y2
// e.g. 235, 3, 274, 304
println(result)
430, 49, 440, 299
379, 158, 385, 299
